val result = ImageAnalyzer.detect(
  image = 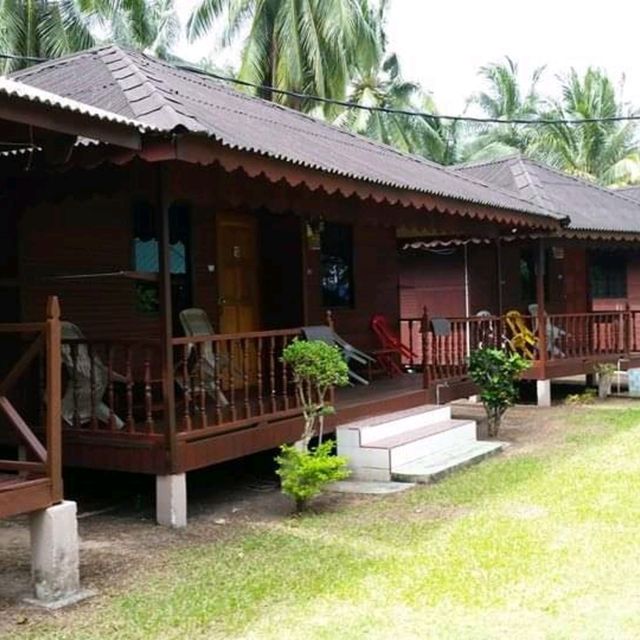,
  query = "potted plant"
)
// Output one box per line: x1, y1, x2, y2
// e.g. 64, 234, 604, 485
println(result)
276, 340, 351, 512
594, 362, 616, 399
